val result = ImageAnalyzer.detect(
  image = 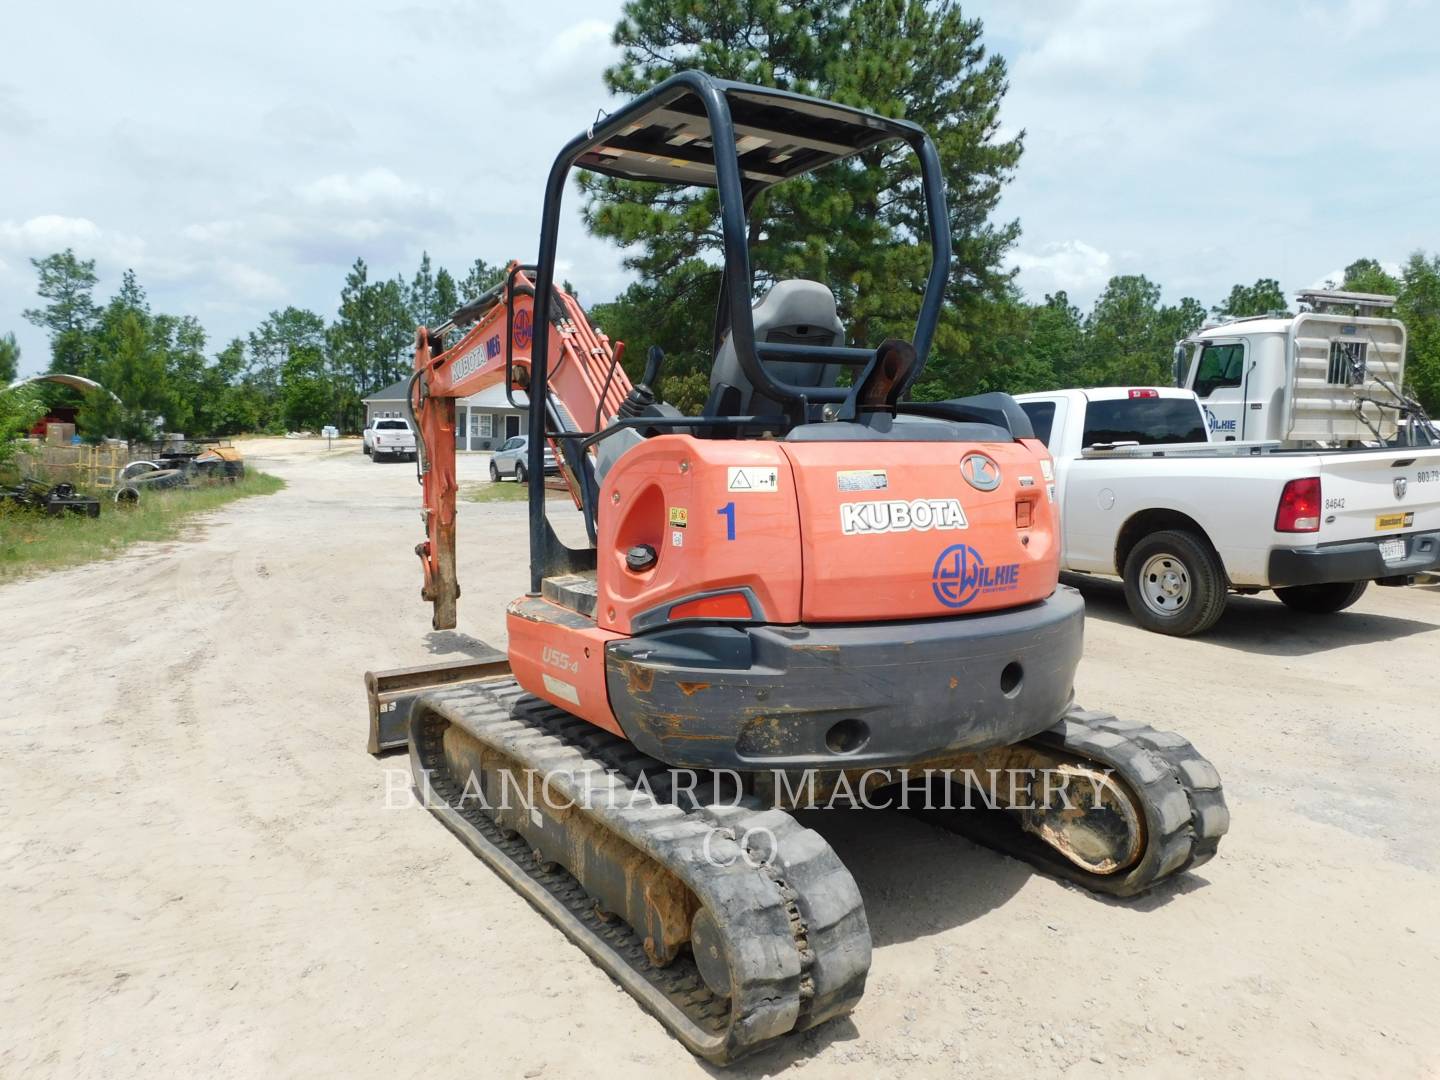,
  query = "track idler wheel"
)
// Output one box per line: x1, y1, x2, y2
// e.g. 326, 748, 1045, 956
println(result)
689, 908, 733, 999
1022, 762, 1145, 876
930, 706, 1228, 897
